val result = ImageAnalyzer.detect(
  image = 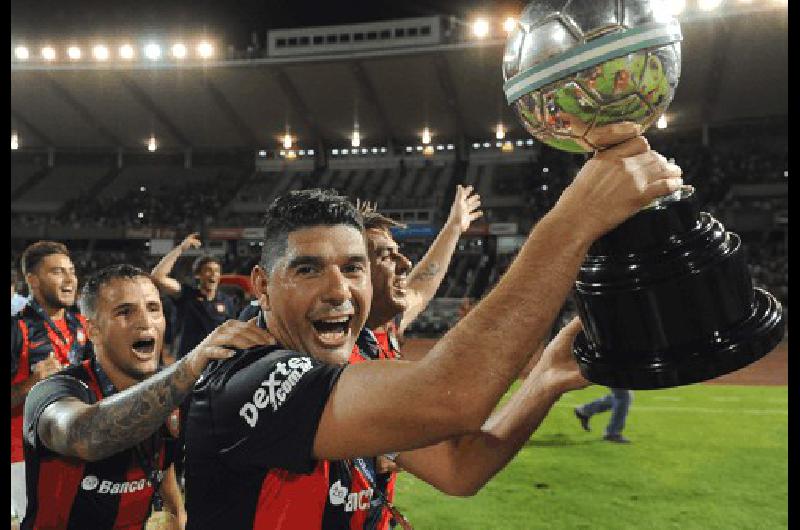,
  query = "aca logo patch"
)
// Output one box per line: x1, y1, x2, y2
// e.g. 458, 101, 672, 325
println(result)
81, 475, 99, 491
